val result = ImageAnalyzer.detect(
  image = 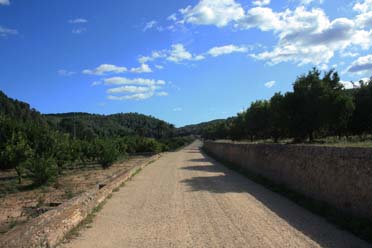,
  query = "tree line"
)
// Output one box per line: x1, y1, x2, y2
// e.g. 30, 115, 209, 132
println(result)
0, 91, 192, 186
202, 68, 372, 142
